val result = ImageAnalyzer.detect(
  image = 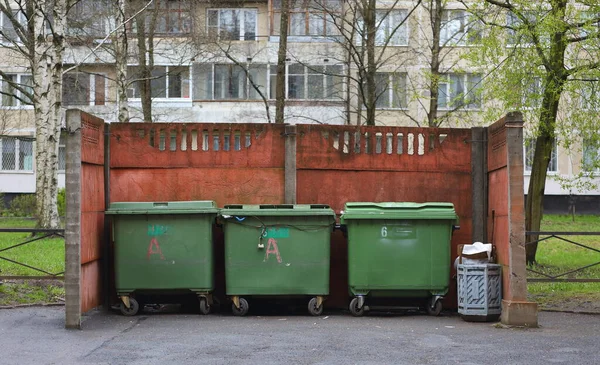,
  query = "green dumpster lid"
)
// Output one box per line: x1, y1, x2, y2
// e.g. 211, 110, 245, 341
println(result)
106, 201, 218, 214
340, 202, 458, 222
221, 204, 335, 217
